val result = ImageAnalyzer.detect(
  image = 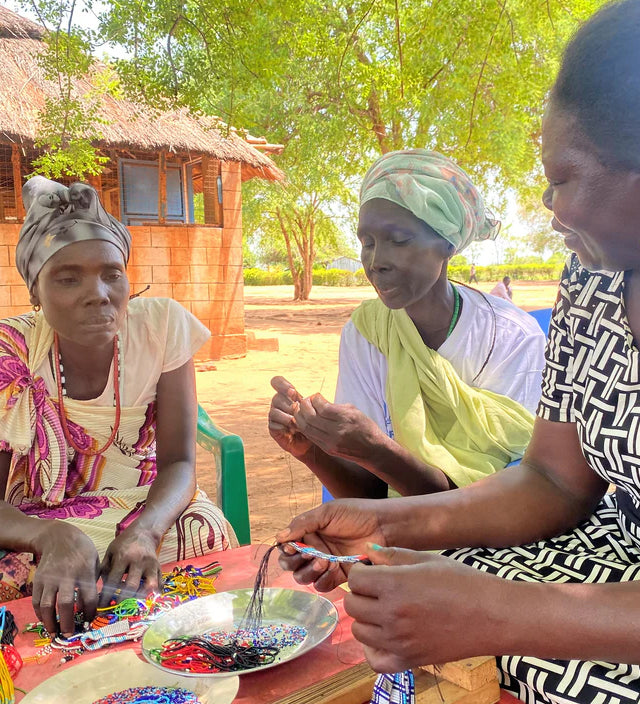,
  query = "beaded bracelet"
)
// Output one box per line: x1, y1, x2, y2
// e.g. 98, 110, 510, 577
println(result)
286, 541, 370, 564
